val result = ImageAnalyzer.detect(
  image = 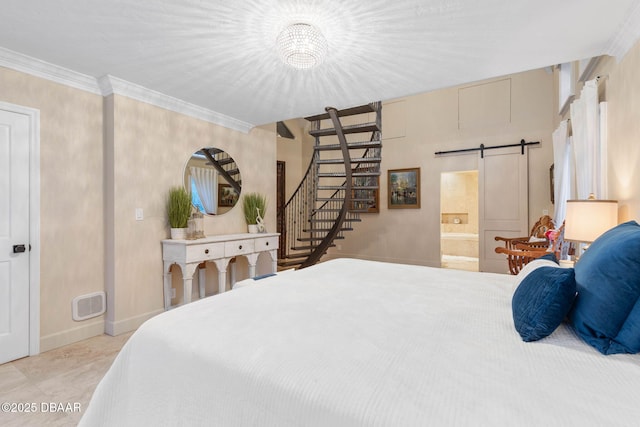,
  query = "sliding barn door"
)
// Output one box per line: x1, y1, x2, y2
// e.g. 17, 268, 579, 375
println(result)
479, 146, 529, 273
